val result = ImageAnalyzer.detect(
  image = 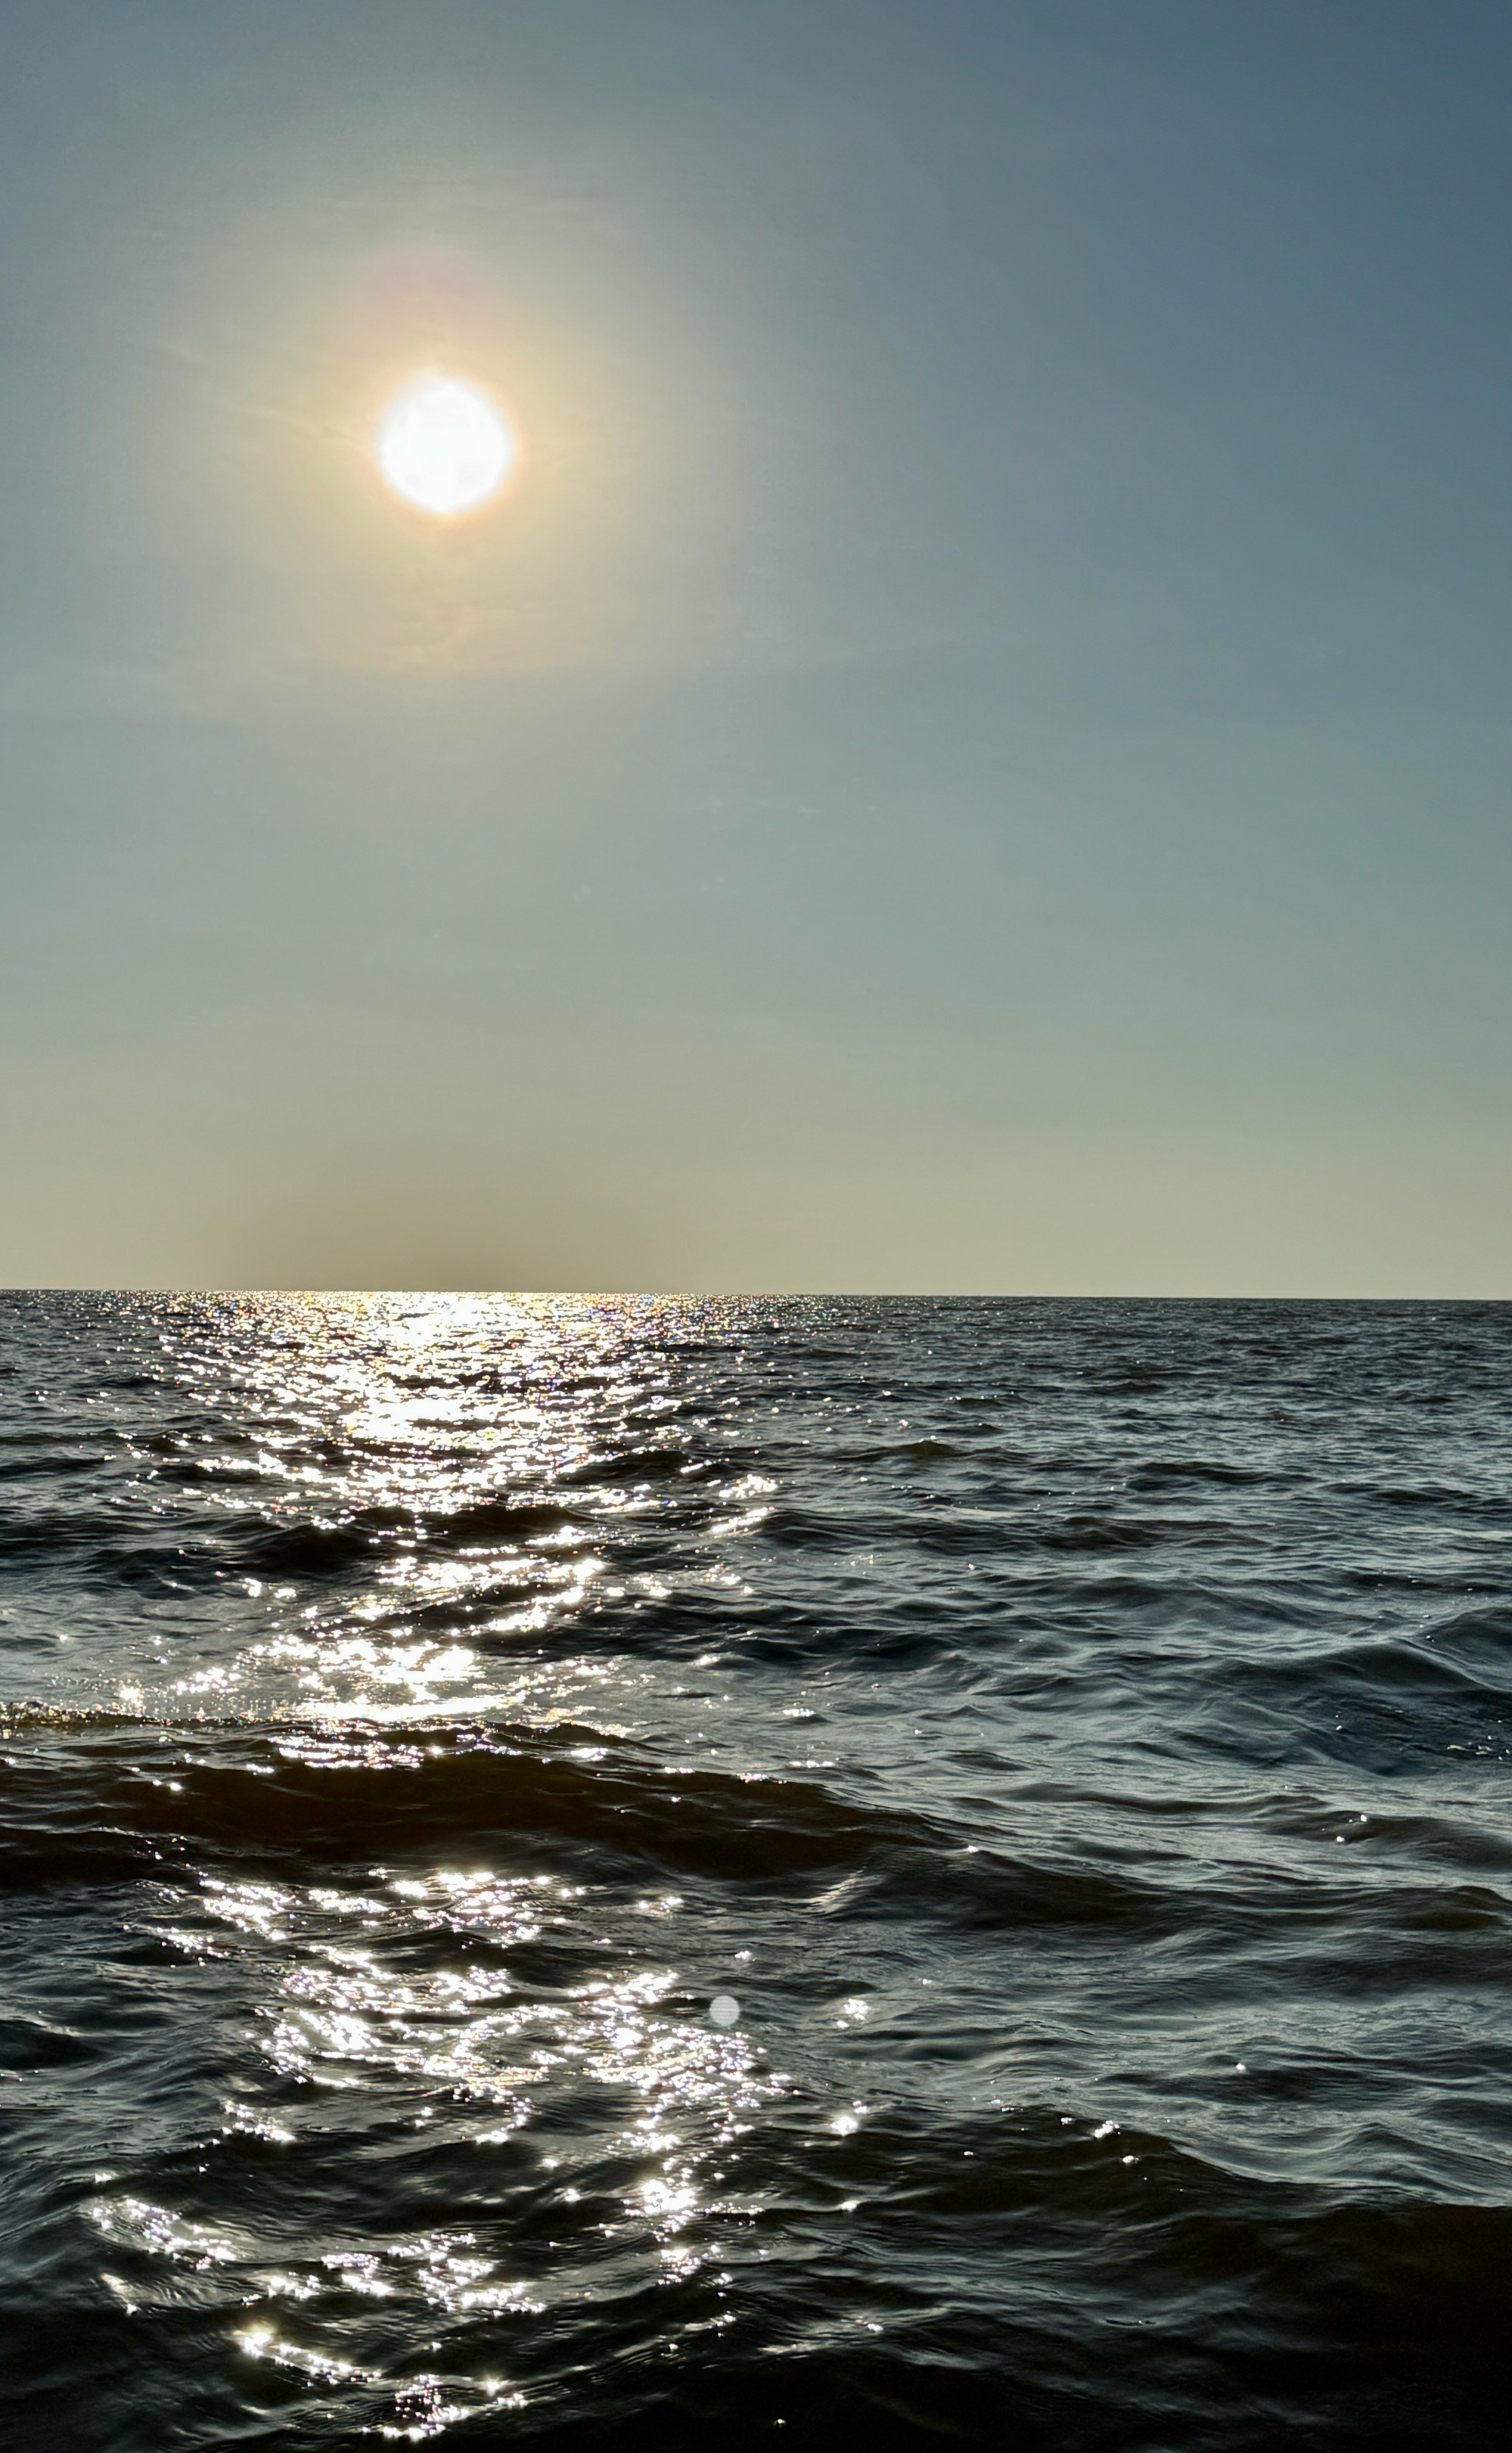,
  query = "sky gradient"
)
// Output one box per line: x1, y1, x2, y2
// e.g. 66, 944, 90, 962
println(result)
2, 0, 1509, 1291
